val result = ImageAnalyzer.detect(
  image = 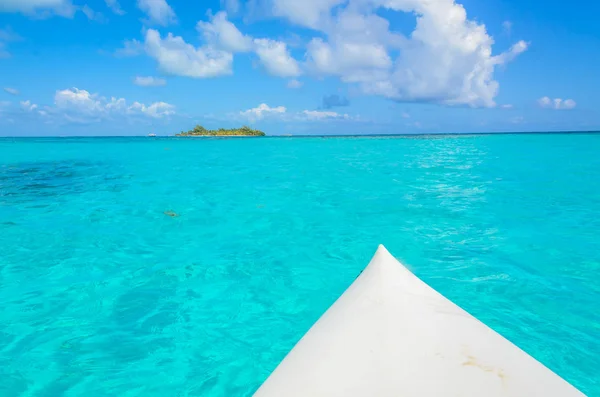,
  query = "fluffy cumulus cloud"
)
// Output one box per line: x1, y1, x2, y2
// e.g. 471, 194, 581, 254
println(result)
137, 0, 176, 26
240, 103, 286, 121
51, 87, 175, 122
128, 101, 174, 118
144, 29, 233, 78
538, 96, 576, 110
274, 0, 529, 107
197, 12, 299, 77
197, 11, 253, 52
133, 76, 167, 86
20, 100, 38, 111
131, 0, 527, 108
253, 38, 301, 77
142, 12, 299, 79
54, 88, 105, 114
